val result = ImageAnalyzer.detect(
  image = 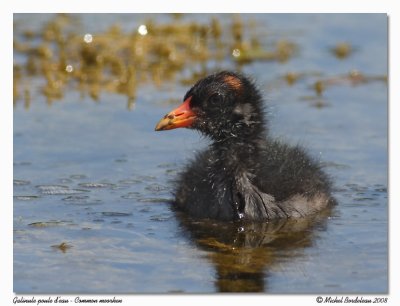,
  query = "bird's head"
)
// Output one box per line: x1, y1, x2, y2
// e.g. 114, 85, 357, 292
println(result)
155, 71, 266, 141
